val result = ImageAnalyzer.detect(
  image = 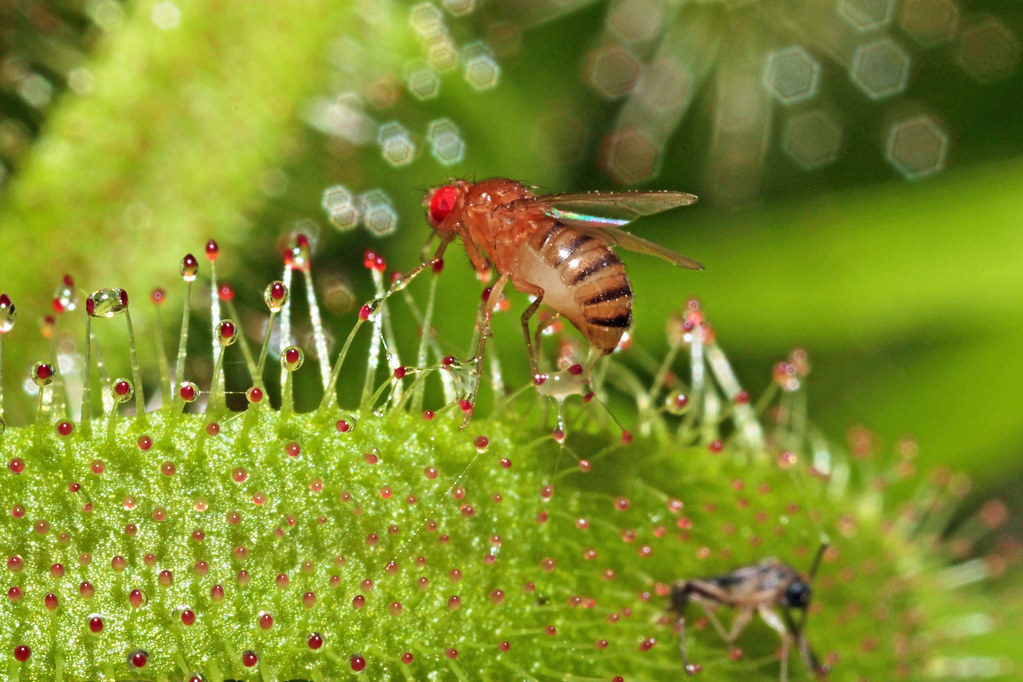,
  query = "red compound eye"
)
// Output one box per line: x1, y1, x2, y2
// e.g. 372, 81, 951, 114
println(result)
428, 185, 458, 226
